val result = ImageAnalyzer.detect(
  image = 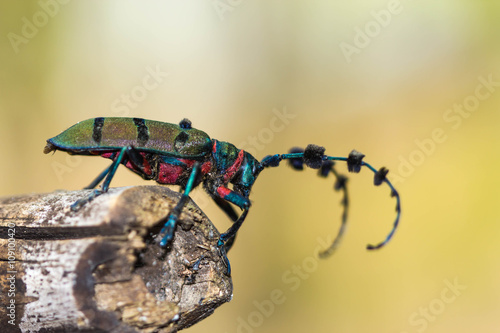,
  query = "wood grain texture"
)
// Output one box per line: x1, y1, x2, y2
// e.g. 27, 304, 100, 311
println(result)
0, 186, 232, 333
